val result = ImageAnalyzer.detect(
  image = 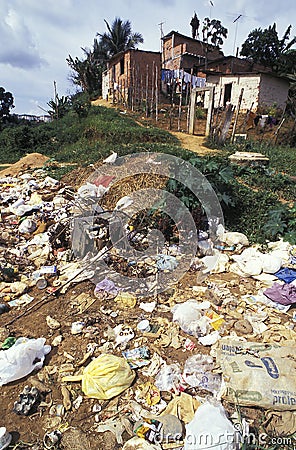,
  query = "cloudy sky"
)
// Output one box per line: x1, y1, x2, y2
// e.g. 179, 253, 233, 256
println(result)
1, 0, 295, 115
